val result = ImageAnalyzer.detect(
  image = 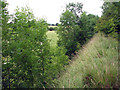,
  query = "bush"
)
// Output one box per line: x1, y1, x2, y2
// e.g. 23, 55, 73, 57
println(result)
44, 46, 69, 87
2, 2, 69, 88
2, 6, 51, 88
57, 10, 81, 58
